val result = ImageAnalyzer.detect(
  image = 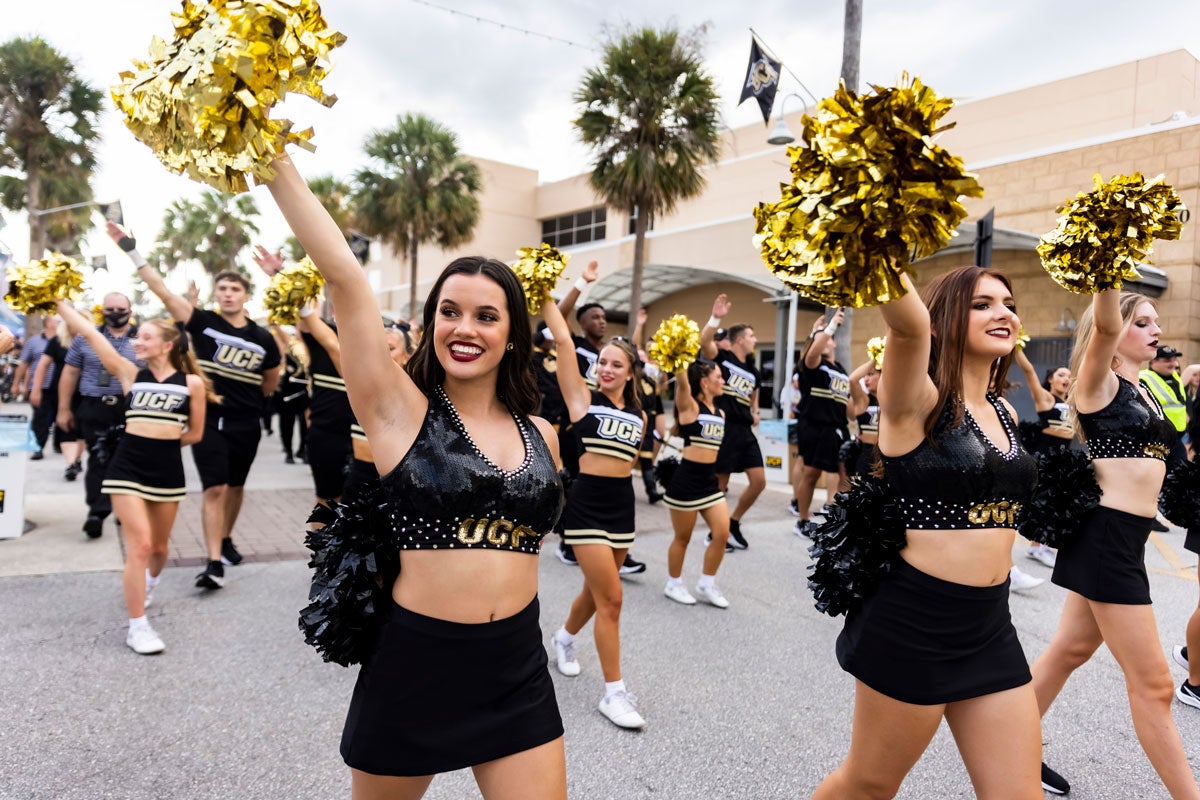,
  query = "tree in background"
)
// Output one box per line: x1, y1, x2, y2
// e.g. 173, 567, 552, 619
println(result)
150, 191, 260, 282
574, 26, 721, 332
353, 113, 481, 318
0, 36, 102, 335
282, 174, 355, 261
